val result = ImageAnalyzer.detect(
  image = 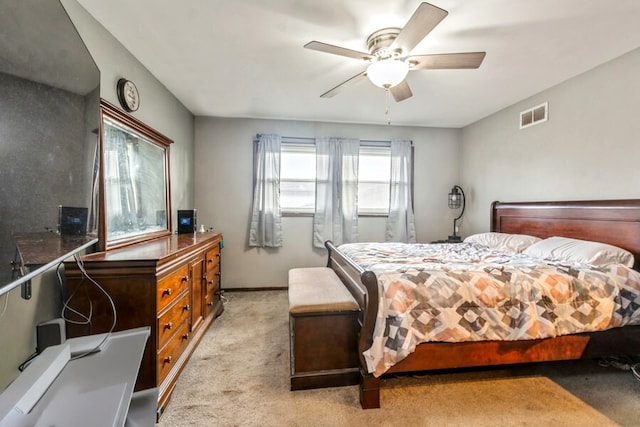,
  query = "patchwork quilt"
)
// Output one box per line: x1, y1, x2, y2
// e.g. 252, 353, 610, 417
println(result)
337, 242, 640, 377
